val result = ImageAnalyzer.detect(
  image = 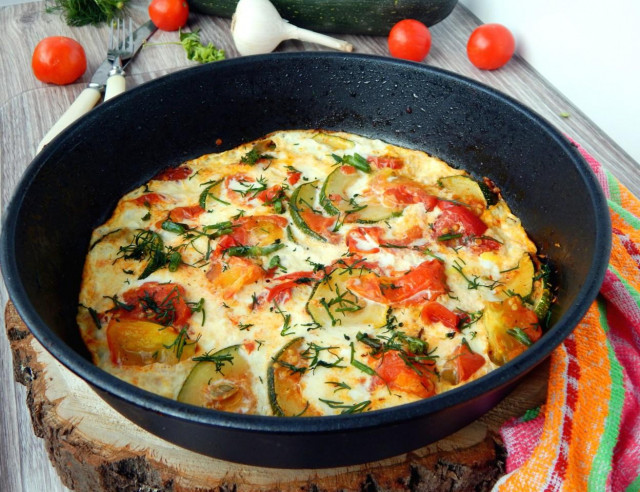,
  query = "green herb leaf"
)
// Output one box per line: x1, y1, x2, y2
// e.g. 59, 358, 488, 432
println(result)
46, 0, 128, 26
180, 30, 225, 64
507, 327, 533, 346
